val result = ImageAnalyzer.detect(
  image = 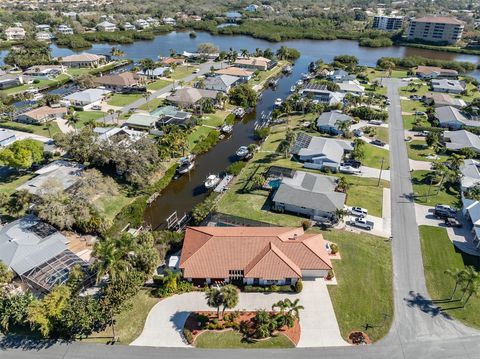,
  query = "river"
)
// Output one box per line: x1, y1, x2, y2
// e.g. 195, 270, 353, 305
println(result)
4, 31, 480, 228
